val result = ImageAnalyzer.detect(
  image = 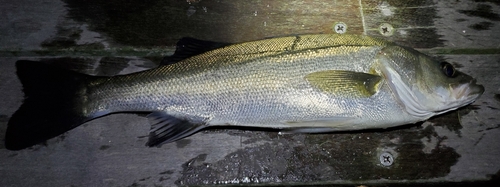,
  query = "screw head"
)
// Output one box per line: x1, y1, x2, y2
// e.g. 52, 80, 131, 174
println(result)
379, 23, 394, 36
379, 152, 394, 166
333, 22, 347, 34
